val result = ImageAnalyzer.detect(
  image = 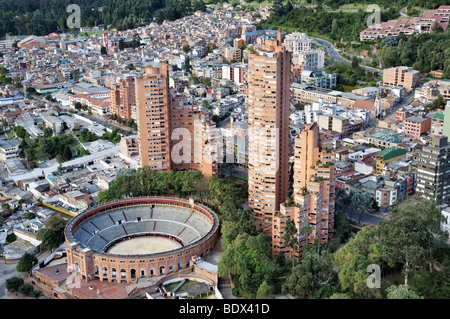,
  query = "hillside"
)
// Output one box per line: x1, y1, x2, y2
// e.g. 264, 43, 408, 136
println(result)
0, 0, 206, 38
